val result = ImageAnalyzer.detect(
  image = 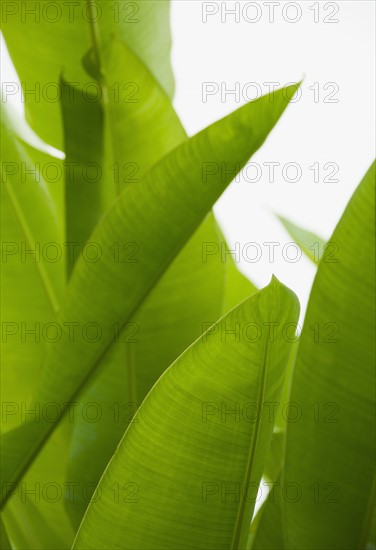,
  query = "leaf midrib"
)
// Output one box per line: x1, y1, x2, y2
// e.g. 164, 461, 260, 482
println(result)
230, 327, 271, 550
